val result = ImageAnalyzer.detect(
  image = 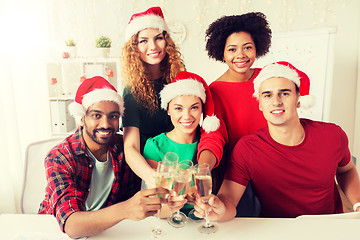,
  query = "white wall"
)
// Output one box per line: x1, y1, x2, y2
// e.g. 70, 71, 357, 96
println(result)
355, 29, 360, 172
0, 0, 50, 213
